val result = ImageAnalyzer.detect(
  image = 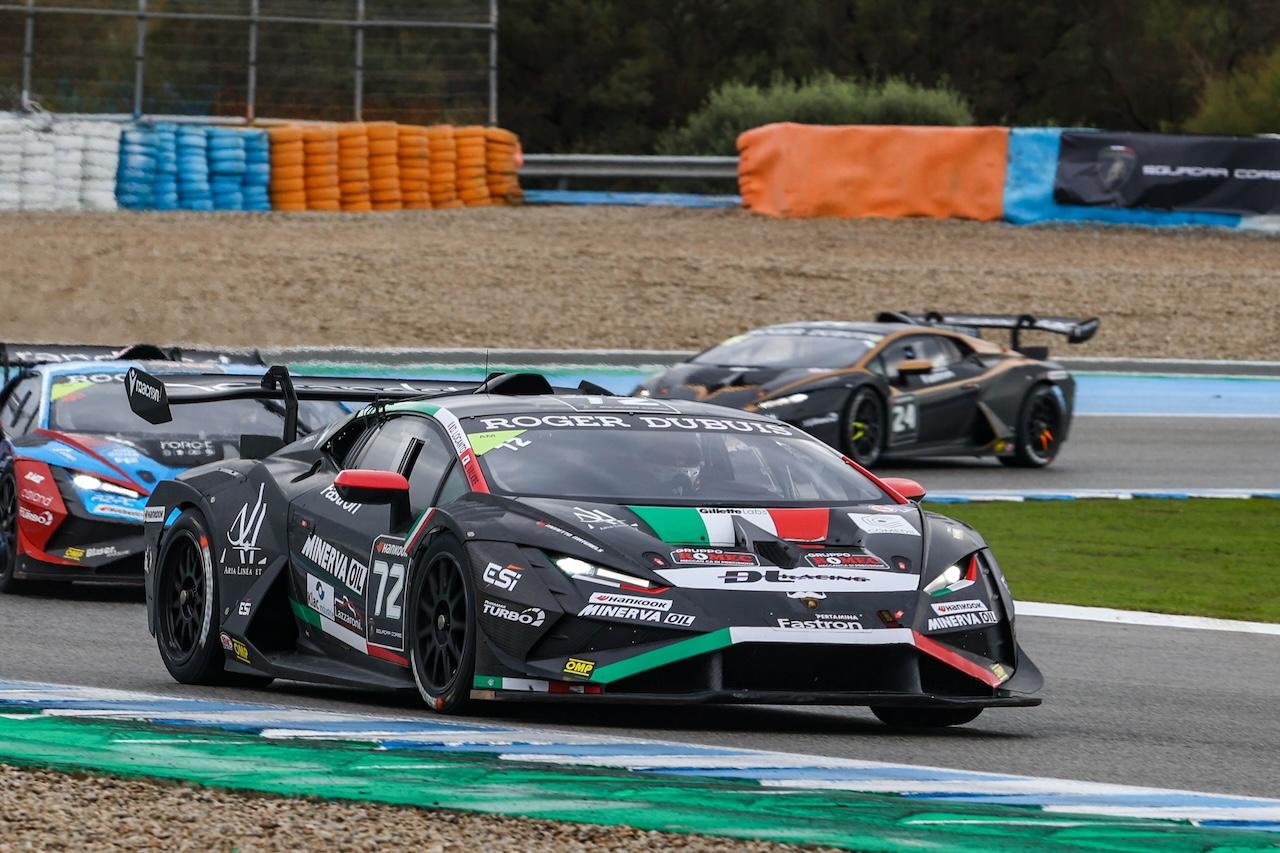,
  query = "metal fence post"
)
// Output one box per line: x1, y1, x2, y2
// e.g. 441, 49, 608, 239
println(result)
20, 0, 34, 110
353, 0, 365, 121
488, 0, 498, 126
133, 0, 147, 118
246, 0, 259, 122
